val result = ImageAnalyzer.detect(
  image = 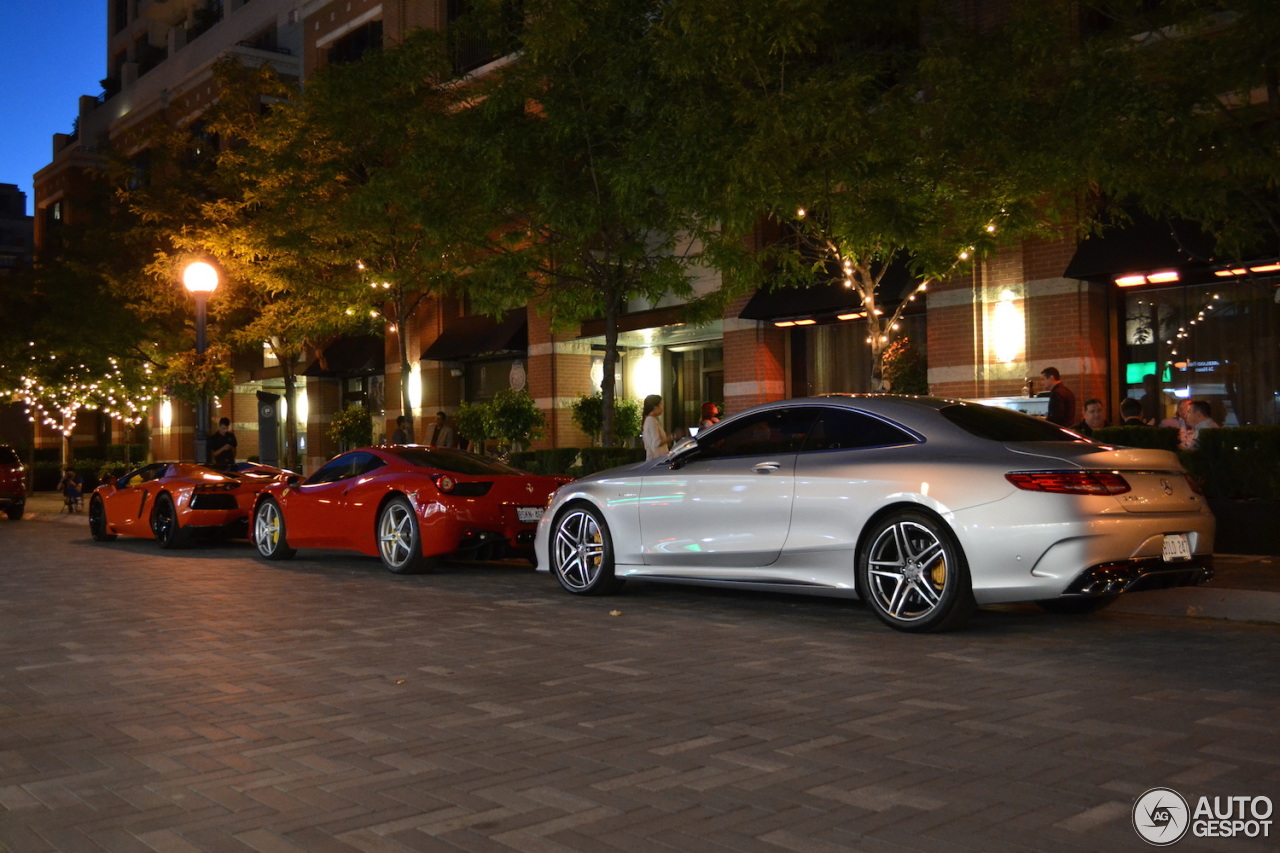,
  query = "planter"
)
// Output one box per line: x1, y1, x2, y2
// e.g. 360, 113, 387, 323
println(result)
1209, 499, 1280, 556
